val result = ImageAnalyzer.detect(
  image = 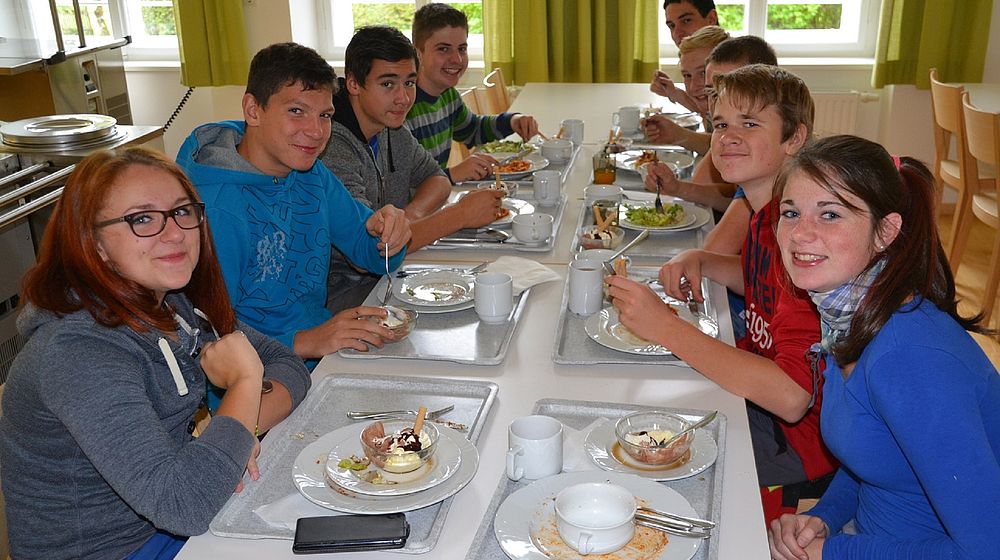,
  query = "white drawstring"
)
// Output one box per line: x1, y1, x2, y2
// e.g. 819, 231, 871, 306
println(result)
158, 337, 189, 396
